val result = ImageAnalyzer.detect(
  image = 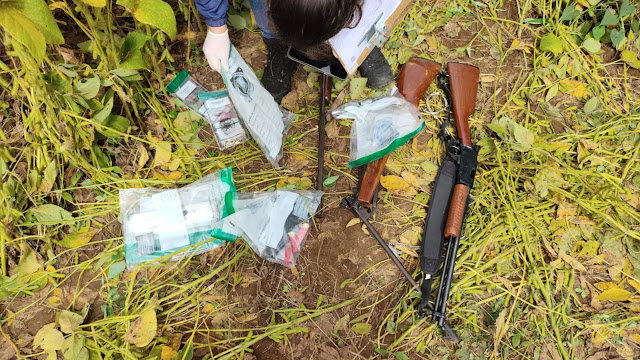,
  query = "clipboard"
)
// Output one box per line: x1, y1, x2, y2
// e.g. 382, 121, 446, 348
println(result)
328, 0, 413, 76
